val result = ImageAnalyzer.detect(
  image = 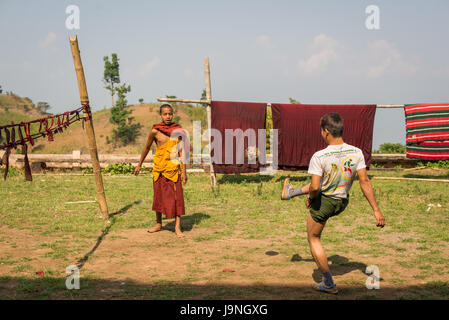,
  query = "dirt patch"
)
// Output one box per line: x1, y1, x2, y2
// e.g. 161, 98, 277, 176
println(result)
1, 221, 448, 299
